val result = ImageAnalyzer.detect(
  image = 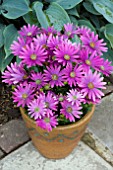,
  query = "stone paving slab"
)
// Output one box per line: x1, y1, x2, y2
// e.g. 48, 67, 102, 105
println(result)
88, 93, 113, 154
0, 150, 4, 159
0, 142, 113, 170
0, 120, 30, 153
